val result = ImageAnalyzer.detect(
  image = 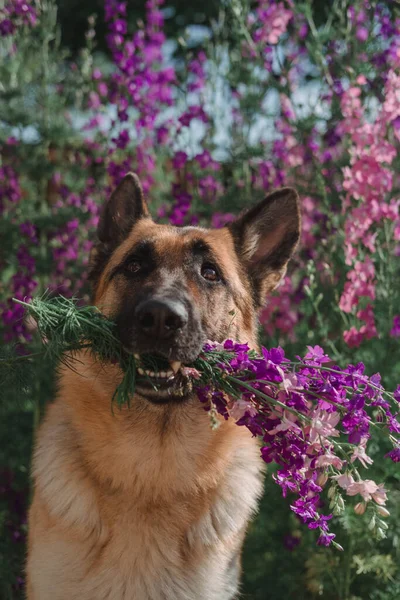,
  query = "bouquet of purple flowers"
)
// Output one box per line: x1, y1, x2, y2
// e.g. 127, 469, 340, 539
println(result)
193, 340, 400, 549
